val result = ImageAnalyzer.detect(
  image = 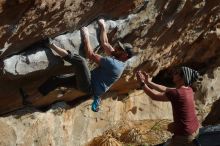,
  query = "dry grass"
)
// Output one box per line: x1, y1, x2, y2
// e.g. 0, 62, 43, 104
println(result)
87, 119, 172, 146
